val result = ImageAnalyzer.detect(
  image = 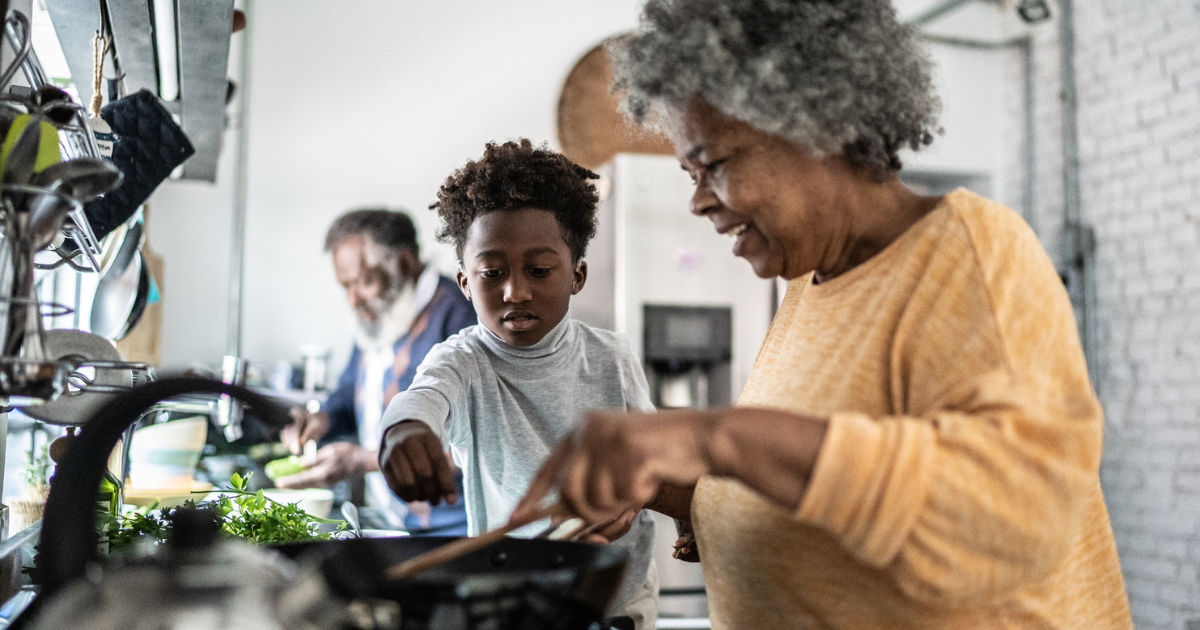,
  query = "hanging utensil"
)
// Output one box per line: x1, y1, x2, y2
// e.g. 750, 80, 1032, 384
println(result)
0, 117, 45, 361
113, 252, 149, 340
2, 231, 48, 359
34, 158, 122, 201
0, 198, 71, 404
0, 11, 31, 91
90, 219, 143, 339
23, 185, 80, 251
24, 159, 122, 251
